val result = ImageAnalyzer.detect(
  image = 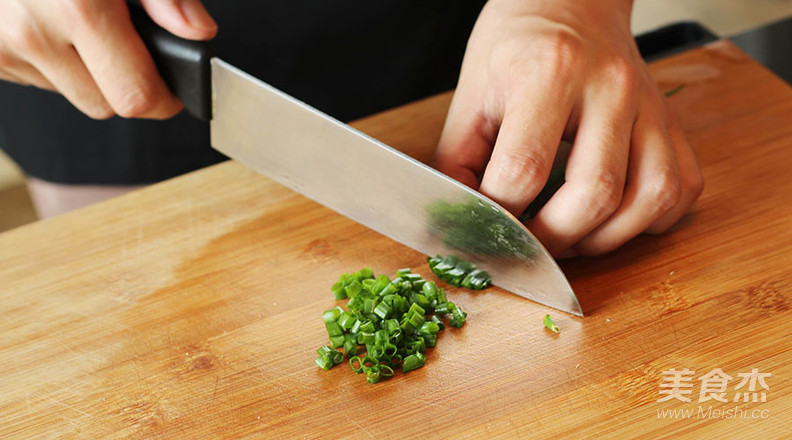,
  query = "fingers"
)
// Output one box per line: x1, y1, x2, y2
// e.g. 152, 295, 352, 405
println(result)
0, 47, 55, 90
140, 0, 218, 40
572, 98, 703, 255
525, 73, 635, 256
0, 0, 218, 119
477, 78, 576, 216
68, 0, 182, 119
434, 87, 499, 189
645, 107, 704, 233
572, 103, 679, 255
